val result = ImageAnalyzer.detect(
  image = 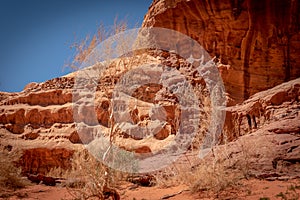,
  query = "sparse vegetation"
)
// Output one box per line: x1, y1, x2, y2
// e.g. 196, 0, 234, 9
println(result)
151, 135, 278, 198
62, 18, 137, 199
187, 147, 243, 195
0, 148, 29, 196
50, 149, 124, 200
67, 17, 128, 72
151, 148, 242, 197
